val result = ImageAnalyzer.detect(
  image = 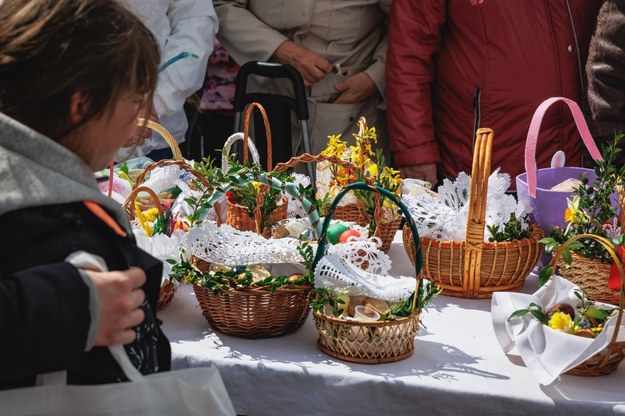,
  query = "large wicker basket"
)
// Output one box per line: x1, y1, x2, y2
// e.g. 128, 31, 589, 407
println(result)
403, 128, 544, 299
549, 234, 625, 377
312, 183, 425, 364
